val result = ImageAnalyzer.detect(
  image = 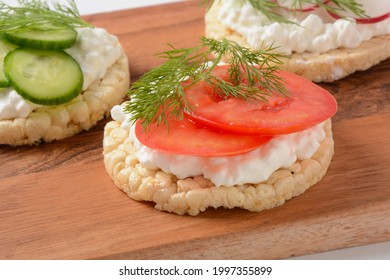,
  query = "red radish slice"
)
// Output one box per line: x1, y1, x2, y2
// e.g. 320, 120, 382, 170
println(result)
327, 10, 390, 24
326, 0, 390, 24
